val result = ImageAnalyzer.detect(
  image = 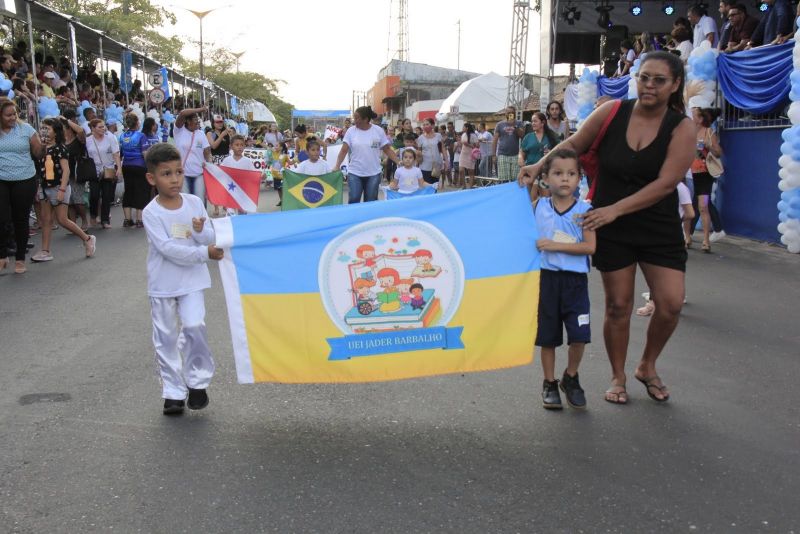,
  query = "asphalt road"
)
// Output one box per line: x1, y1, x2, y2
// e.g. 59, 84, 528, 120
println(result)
1, 189, 799, 533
